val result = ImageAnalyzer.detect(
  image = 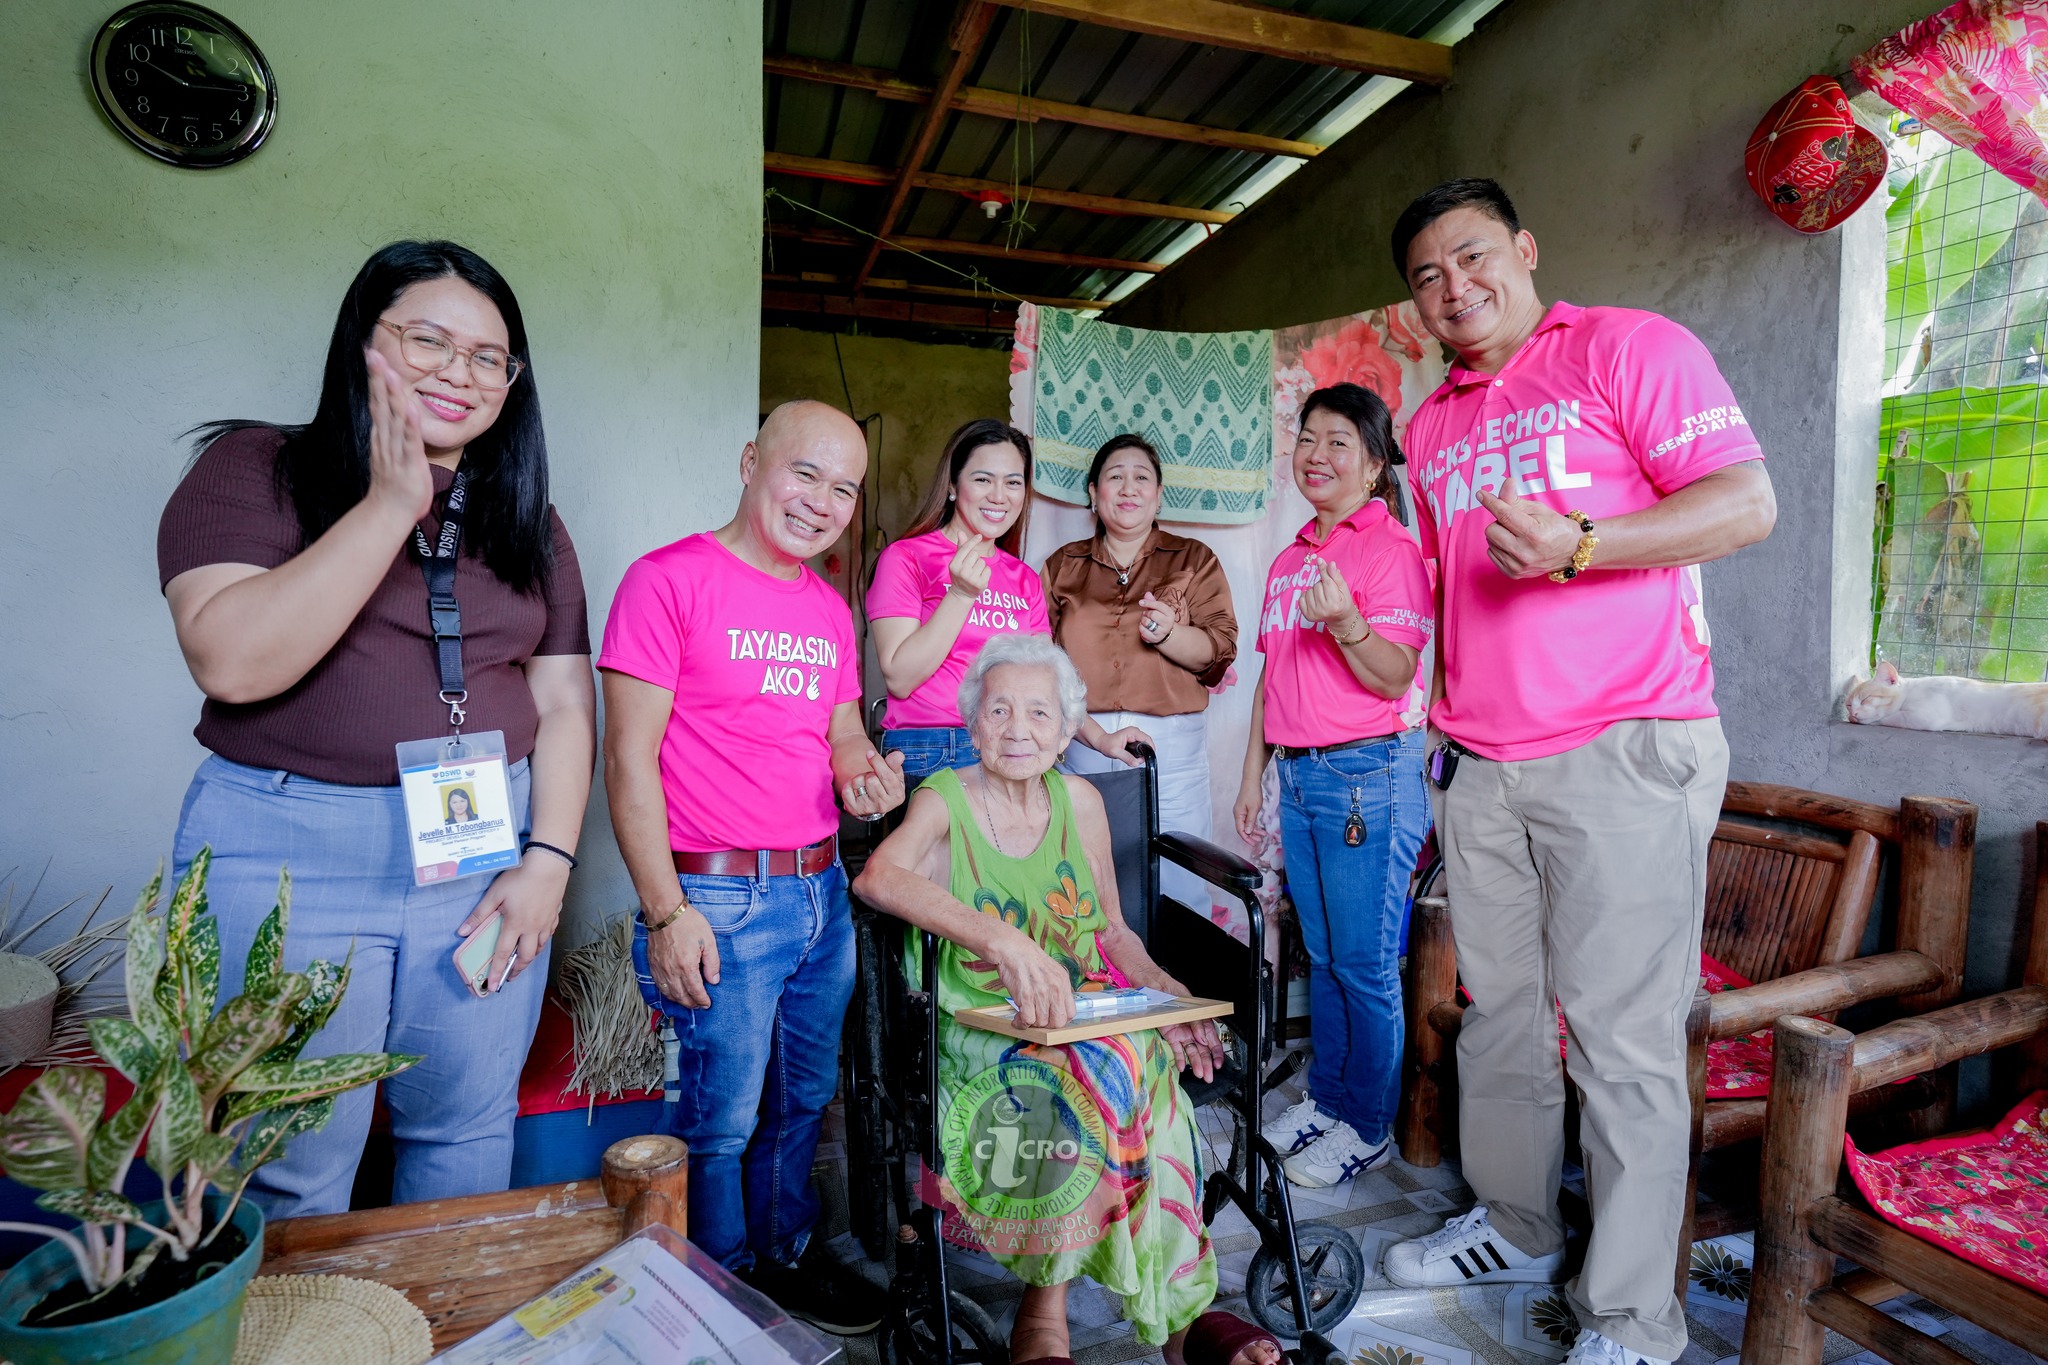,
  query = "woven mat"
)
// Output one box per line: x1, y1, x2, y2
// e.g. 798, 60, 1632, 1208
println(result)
233, 1274, 433, 1365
